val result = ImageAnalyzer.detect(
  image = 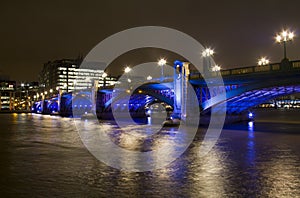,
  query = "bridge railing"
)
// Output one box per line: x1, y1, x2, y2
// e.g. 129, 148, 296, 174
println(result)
189, 60, 300, 80
292, 61, 300, 68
